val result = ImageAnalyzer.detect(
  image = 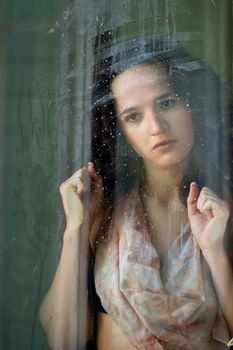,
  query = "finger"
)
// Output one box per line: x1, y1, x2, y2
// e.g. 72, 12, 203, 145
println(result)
198, 187, 226, 207
187, 182, 200, 218
87, 163, 103, 193
196, 195, 217, 220
202, 209, 214, 220
87, 163, 102, 183
76, 174, 90, 195
197, 188, 229, 218
60, 169, 91, 196
199, 186, 221, 199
